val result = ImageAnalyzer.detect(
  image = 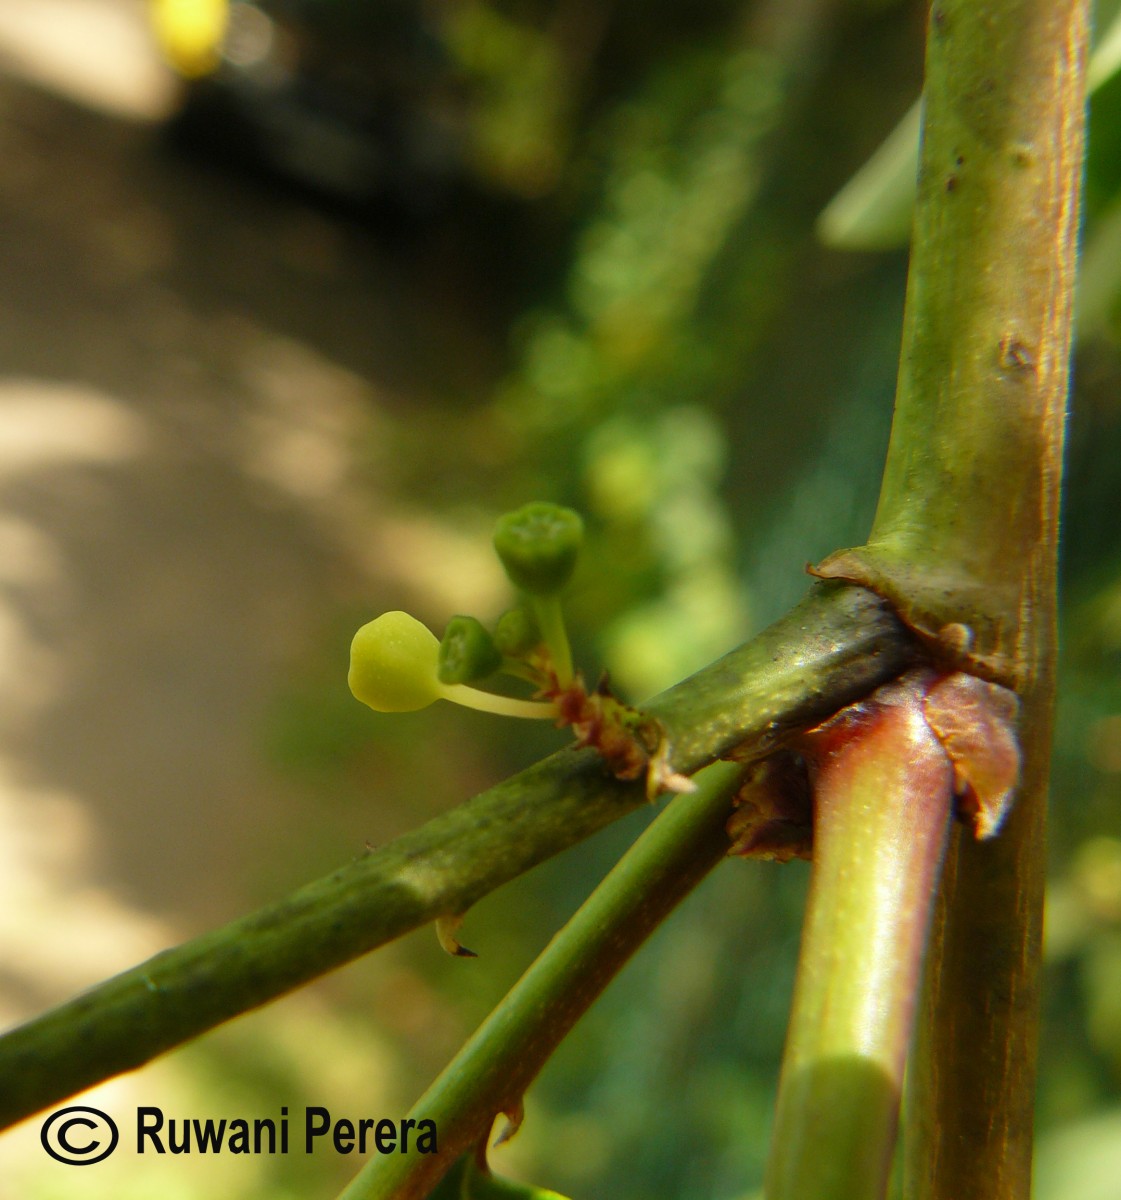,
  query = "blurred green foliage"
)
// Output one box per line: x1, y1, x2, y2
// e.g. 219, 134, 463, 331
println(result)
248, 0, 1121, 1196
